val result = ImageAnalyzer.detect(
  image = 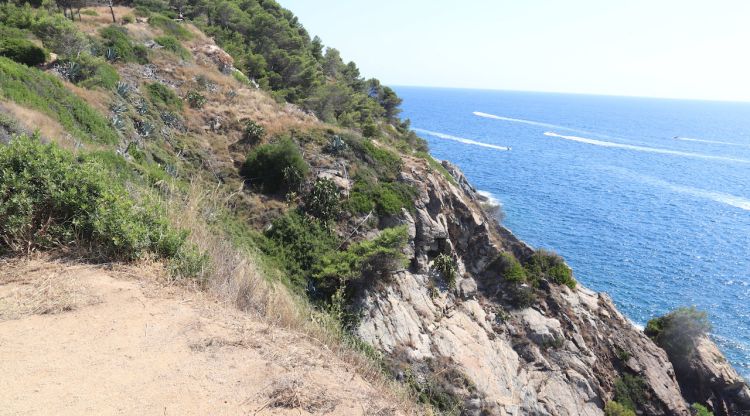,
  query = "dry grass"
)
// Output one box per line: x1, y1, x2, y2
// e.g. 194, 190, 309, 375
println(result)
158, 181, 421, 414
0, 101, 75, 149
0, 258, 100, 321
